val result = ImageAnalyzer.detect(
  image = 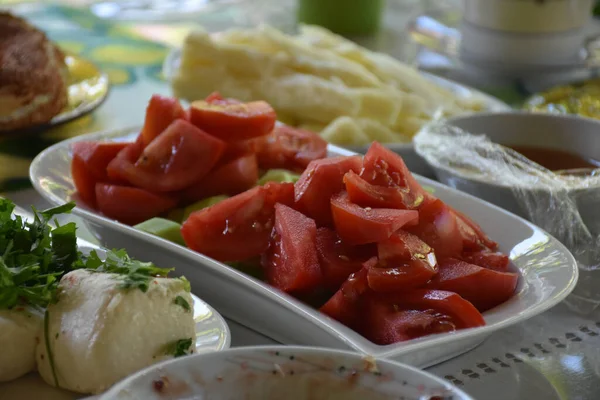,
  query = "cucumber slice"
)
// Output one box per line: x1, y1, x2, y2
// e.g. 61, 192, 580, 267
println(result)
134, 218, 185, 246
258, 169, 301, 185
182, 195, 229, 221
